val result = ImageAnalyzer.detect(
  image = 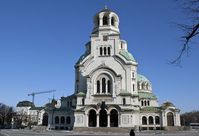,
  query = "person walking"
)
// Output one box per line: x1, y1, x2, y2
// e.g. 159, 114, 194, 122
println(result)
130, 129, 135, 136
